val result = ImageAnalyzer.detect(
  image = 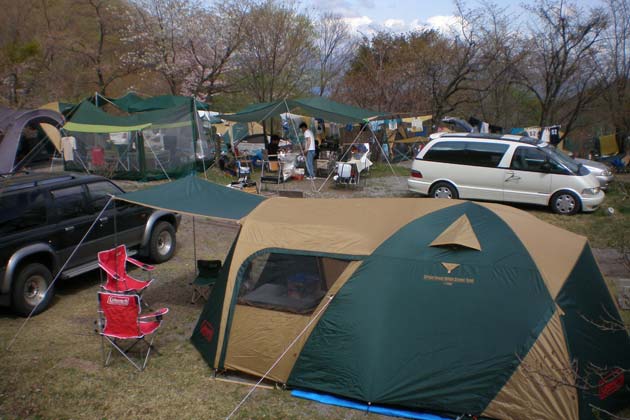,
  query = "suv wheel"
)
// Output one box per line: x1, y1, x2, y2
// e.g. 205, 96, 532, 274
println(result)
550, 191, 580, 215
429, 182, 459, 199
12, 263, 53, 316
149, 221, 176, 263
